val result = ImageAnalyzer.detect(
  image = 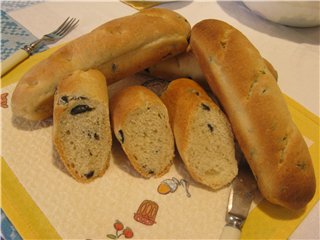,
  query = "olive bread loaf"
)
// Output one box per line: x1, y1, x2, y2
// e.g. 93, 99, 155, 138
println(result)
53, 69, 112, 183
